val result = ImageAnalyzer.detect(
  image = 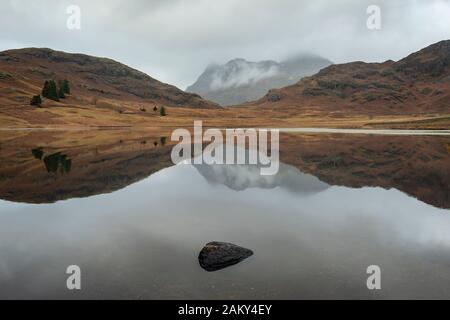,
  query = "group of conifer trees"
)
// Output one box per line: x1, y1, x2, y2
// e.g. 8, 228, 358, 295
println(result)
30, 79, 70, 106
